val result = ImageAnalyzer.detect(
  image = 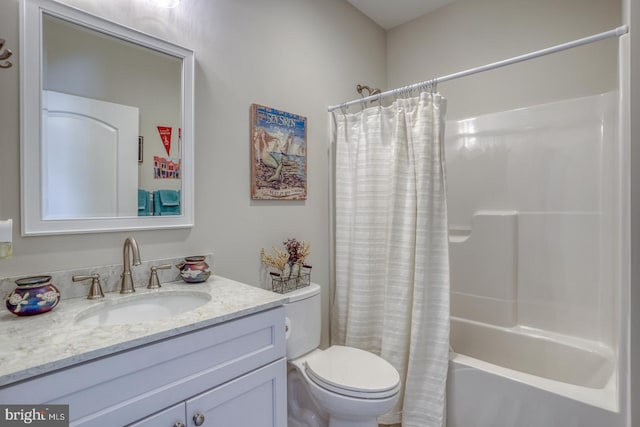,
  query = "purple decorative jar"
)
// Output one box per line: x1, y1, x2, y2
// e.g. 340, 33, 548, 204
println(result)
176, 256, 211, 283
6, 275, 60, 316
